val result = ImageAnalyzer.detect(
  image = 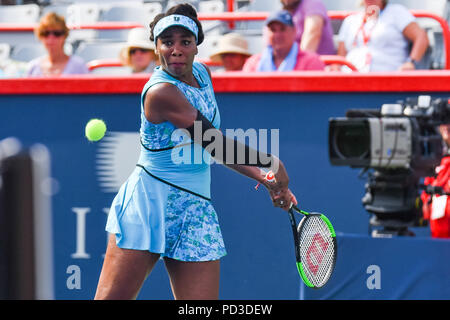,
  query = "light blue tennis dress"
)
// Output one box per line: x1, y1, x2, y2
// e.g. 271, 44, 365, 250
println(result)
105, 62, 227, 261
